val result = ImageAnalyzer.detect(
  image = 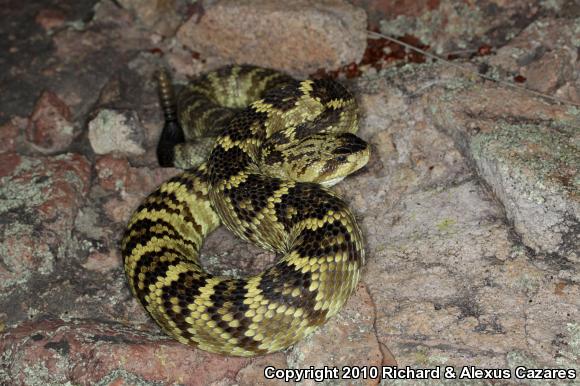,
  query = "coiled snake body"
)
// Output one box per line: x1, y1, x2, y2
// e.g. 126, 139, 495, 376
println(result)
121, 65, 369, 356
